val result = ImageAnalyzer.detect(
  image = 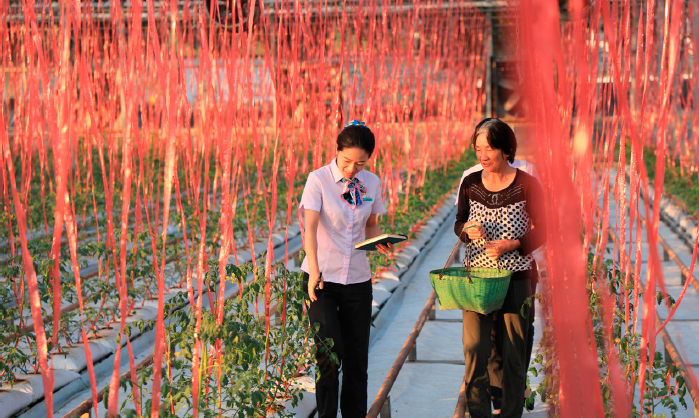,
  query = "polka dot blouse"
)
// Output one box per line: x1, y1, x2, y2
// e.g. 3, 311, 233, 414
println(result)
454, 170, 547, 273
